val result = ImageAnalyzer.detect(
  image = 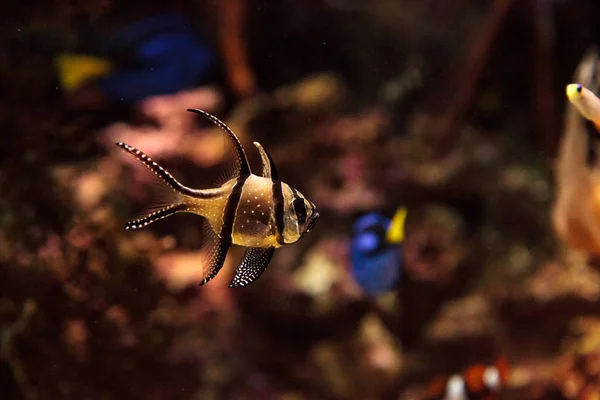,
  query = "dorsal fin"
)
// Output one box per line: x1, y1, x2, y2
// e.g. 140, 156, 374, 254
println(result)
187, 109, 251, 177
253, 142, 279, 180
